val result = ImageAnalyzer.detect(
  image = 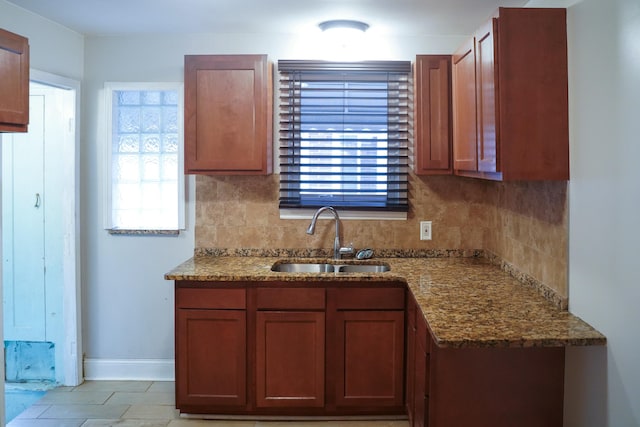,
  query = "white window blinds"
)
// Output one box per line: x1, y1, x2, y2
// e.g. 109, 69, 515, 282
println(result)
278, 60, 411, 211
